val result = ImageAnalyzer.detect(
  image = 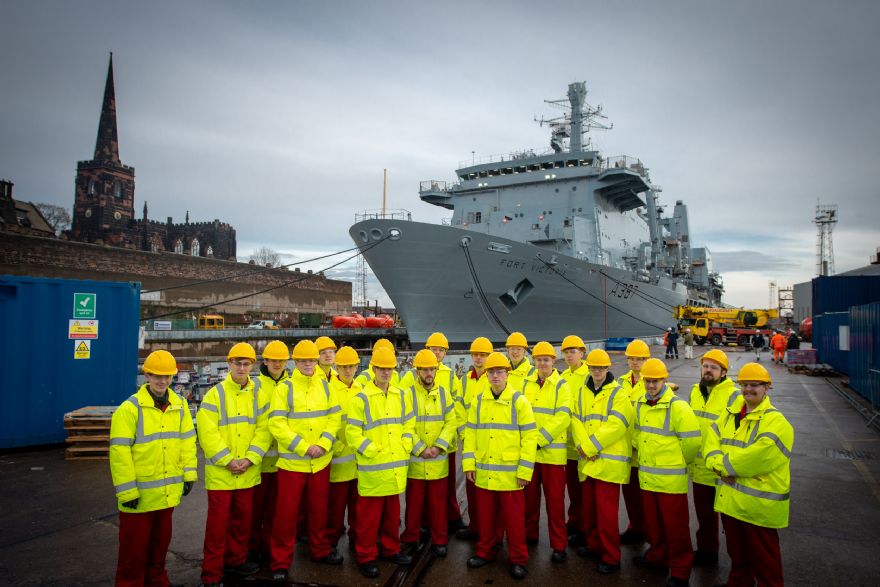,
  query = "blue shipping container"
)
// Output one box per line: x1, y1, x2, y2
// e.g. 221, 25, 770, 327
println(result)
849, 302, 880, 409
812, 275, 880, 315
0, 275, 140, 448
814, 312, 849, 374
